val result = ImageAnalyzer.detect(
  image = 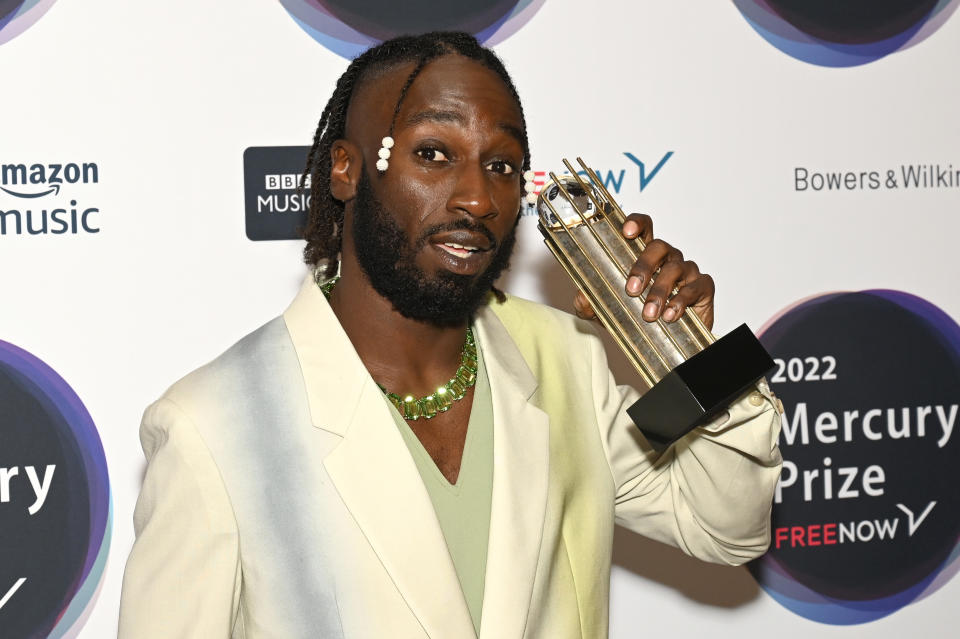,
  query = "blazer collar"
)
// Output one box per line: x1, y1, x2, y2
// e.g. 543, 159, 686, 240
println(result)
283, 277, 549, 638
282, 276, 543, 436
282, 274, 370, 436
